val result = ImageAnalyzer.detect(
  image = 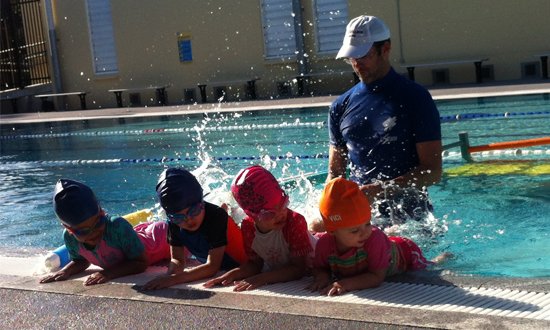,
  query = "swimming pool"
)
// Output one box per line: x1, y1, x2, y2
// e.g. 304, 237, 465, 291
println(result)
0, 94, 549, 278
